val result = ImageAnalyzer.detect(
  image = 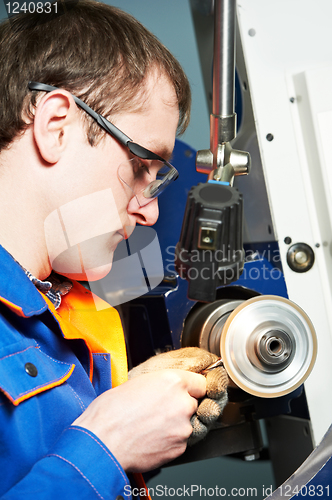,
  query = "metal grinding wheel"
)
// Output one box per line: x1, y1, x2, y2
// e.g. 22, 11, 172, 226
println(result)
181, 299, 245, 354
220, 295, 317, 398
